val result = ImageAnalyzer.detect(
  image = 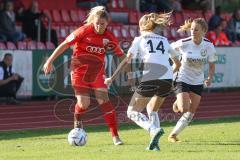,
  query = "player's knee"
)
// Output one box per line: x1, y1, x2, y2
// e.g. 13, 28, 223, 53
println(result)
77, 101, 89, 109
183, 112, 194, 123
127, 106, 133, 118
127, 106, 138, 120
